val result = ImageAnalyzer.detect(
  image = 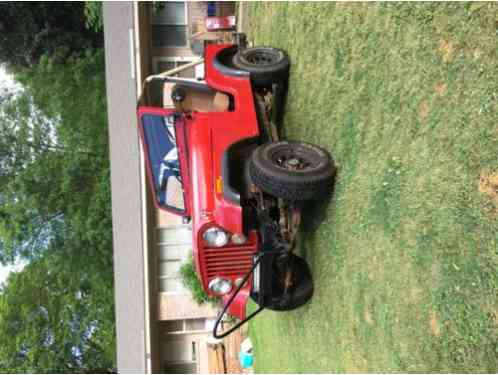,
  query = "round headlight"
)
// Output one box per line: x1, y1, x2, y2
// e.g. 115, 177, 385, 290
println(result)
202, 227, 229, 247
208, 277, 233, 295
